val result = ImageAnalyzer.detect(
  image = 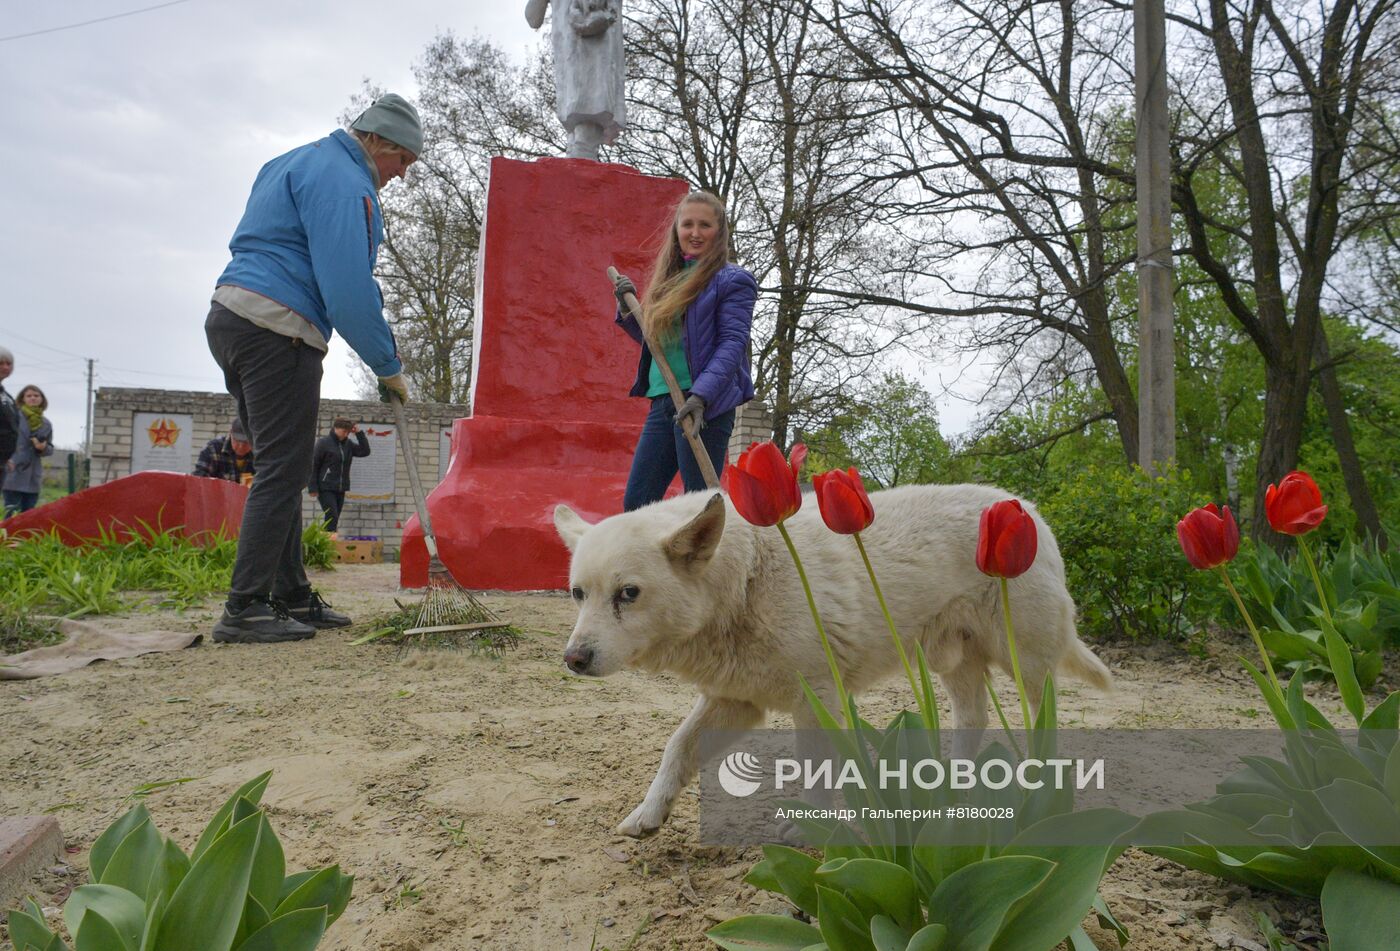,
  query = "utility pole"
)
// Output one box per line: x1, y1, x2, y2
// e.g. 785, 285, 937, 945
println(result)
1135, 0, 1175, 473
84, 358, 95, 470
